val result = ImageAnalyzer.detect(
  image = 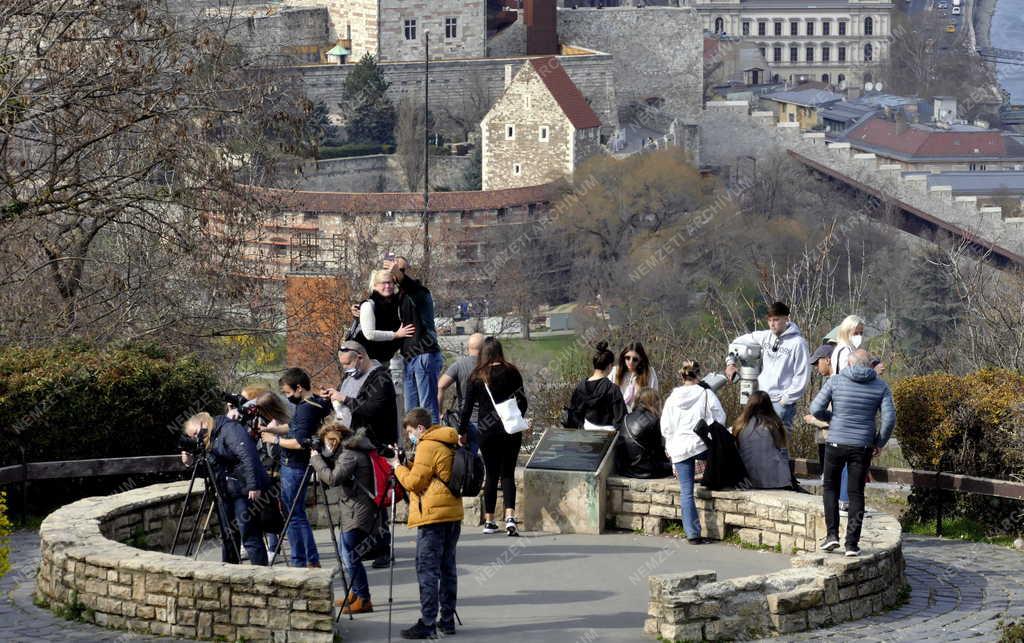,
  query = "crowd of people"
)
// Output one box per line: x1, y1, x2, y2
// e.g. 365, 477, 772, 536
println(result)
177, 258, 896, 637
